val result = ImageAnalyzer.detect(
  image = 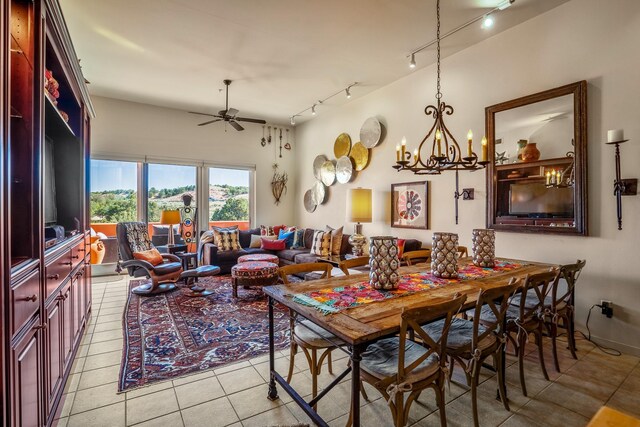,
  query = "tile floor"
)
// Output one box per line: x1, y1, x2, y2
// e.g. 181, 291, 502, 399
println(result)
53, 274, 640, 427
